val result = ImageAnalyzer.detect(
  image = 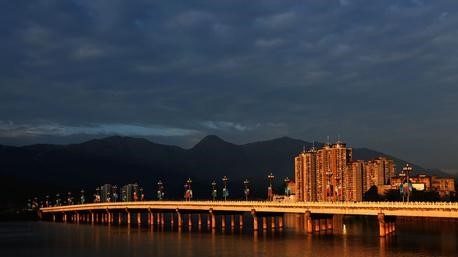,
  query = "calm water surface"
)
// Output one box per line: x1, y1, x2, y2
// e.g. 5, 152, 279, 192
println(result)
1, 216, 457, 257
